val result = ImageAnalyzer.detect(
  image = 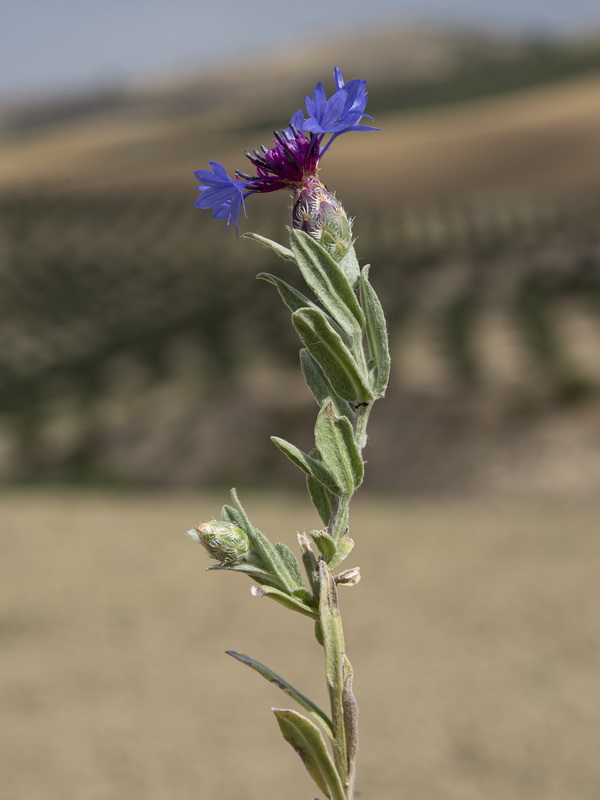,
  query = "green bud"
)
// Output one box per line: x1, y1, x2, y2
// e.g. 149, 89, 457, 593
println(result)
292, 178, 353, 264
187, 520, 249, 565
